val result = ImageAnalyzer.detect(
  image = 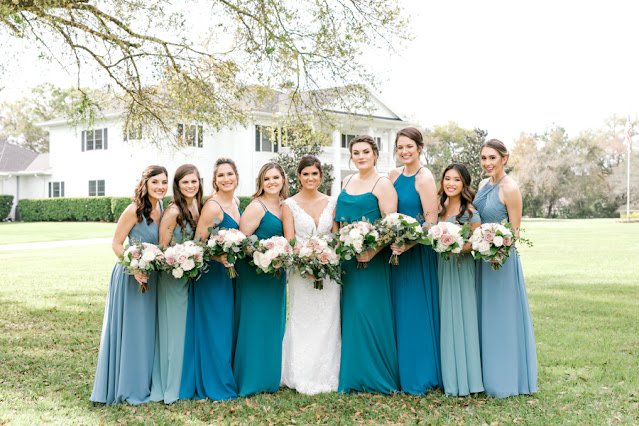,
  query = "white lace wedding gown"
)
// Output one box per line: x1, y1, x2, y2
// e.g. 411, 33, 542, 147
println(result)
280, 197, 341, 394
